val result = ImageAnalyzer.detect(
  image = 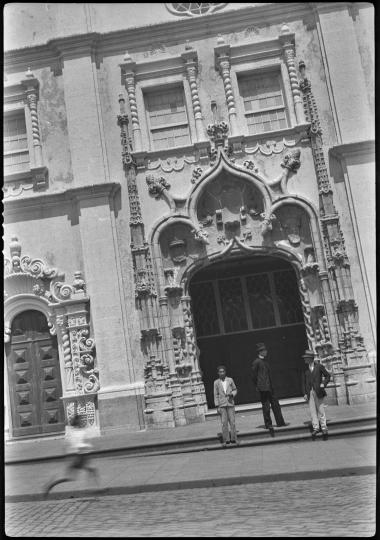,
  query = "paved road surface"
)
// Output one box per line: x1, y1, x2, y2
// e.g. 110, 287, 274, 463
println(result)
5, 474, 375, 537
